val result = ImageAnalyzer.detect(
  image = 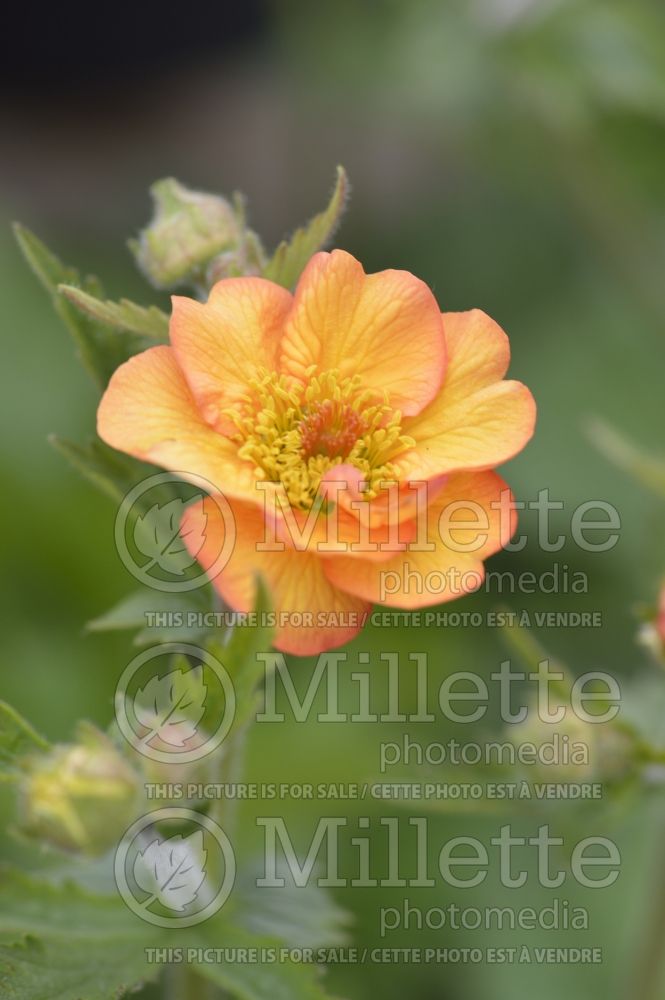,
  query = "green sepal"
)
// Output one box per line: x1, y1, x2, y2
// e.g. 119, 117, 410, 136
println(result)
0, 702, 49, 782
264, 167, 349, 289
58, 284, 169, 339
13, 224, 152, 390
49, 435, 155, 504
